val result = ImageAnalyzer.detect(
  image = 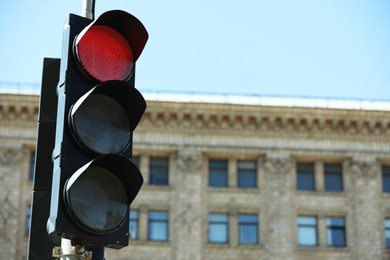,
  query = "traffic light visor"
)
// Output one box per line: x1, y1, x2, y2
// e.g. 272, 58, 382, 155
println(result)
64, 155, 143, 234
68, 81, 146, 155
69, 92, 131, 154
74, 10, 148, 82
64, 166, 128, 233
